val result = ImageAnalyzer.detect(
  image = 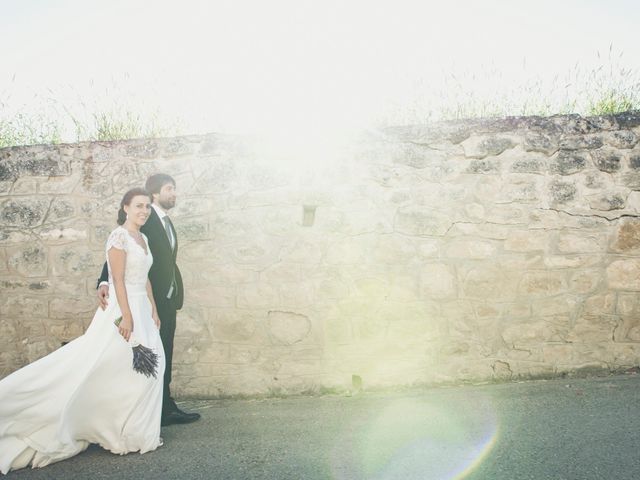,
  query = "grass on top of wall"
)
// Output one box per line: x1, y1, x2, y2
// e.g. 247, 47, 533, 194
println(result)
1, 48, 639, 148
